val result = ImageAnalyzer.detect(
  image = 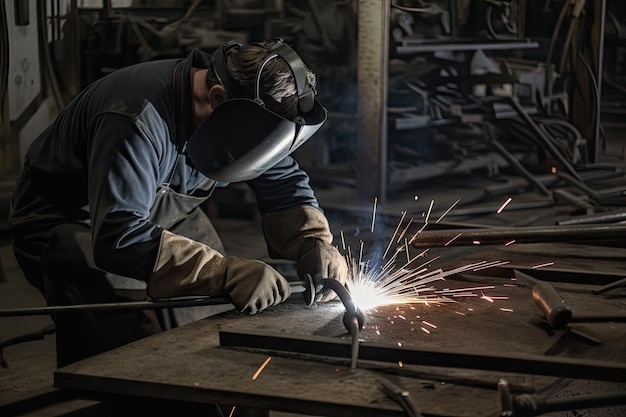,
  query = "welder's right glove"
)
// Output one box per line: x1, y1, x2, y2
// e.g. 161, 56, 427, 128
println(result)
262, 205, 349, 303
147, 230, 291, 315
